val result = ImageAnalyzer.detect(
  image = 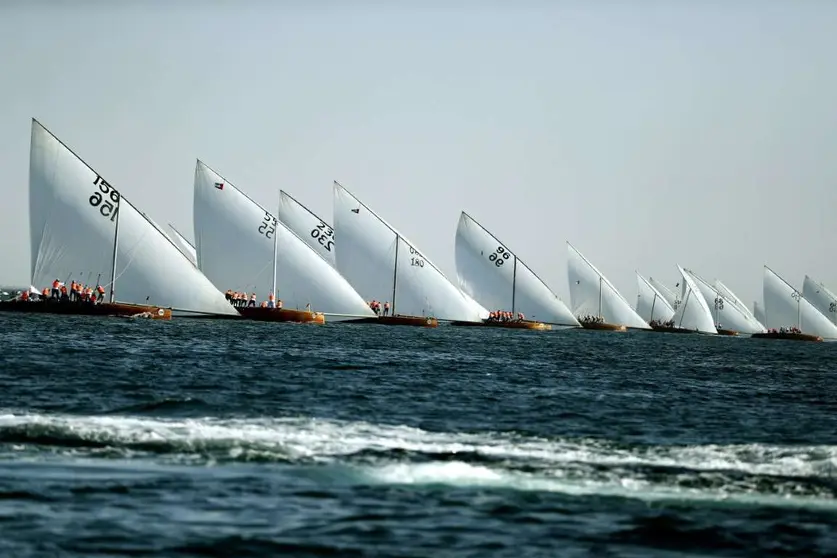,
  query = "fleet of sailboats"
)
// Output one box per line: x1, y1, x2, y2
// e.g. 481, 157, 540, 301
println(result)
2, 118, 834, 343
